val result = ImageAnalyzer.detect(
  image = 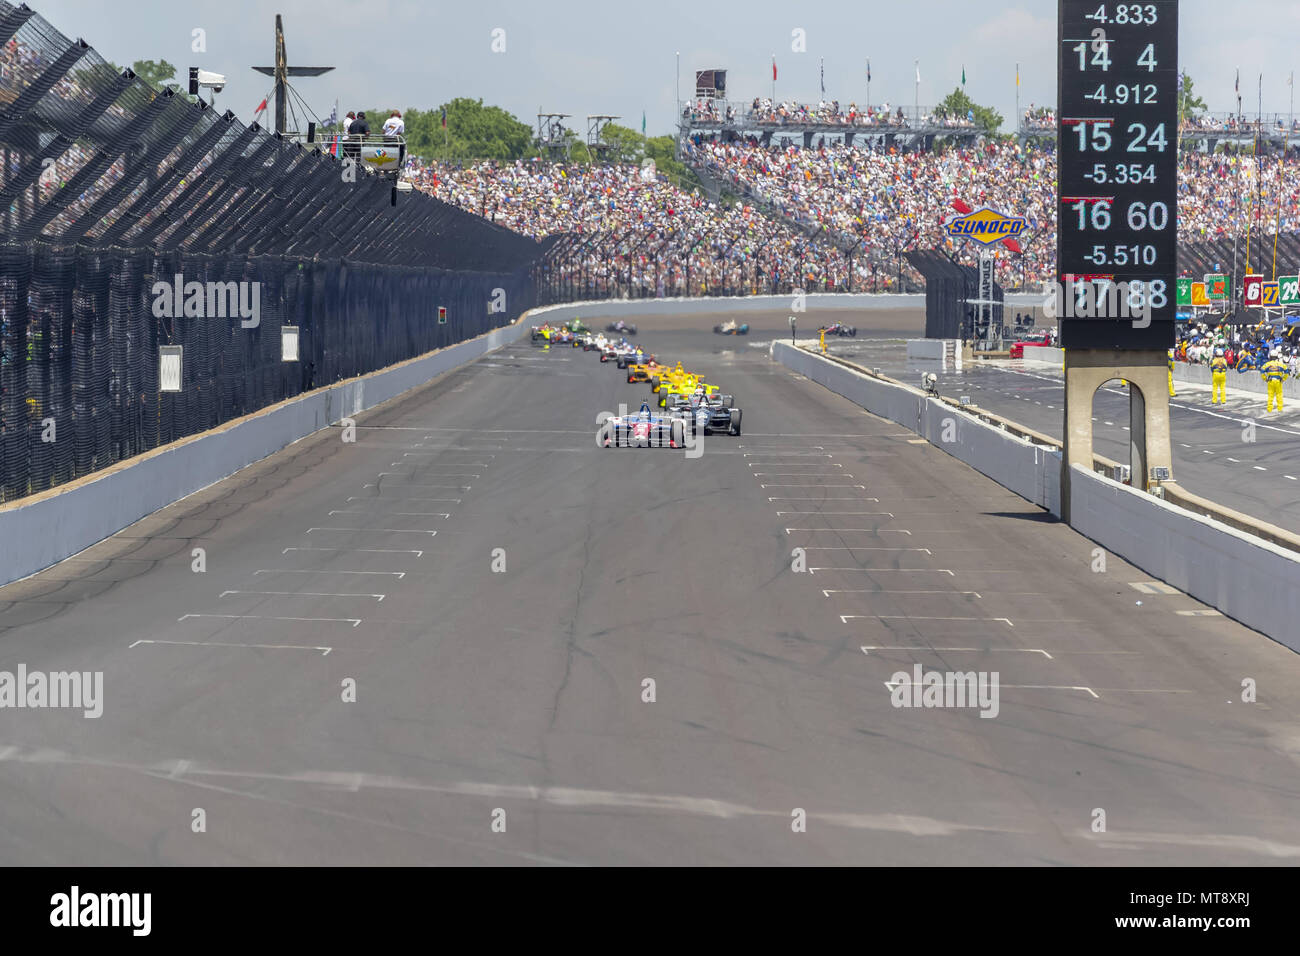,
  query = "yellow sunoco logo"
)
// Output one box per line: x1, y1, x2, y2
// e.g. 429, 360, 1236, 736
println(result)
945, 207, 1028, 246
